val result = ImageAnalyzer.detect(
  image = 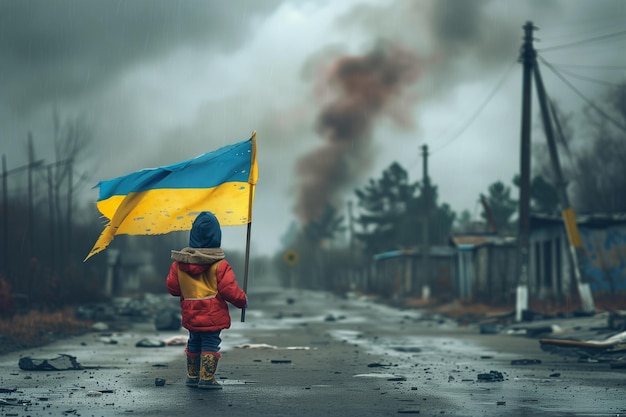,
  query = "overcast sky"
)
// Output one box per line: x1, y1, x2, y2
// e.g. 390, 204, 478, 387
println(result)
1, 0, 625, 257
